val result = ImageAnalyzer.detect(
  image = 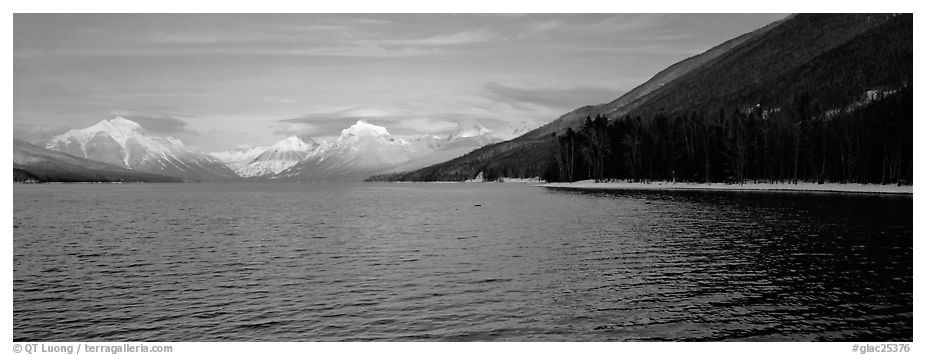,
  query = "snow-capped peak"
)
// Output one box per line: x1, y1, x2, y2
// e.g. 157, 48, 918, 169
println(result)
44, 116, 238, 180
66, 116, 148, 146
47, 116, 185, 160
209, 146, 267, 163
109, 116, 142, 130
449, 119, 492, 140
497, 120, 536, 140
269, 136, 316, 152
49, 116, 167, 149
213, 135, 323, 178
341, 120, 391, 138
